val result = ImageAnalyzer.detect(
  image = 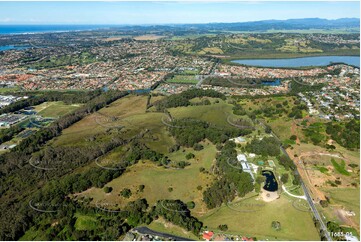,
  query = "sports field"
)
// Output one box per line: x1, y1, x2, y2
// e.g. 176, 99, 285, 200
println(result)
166, 75, 198, 84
